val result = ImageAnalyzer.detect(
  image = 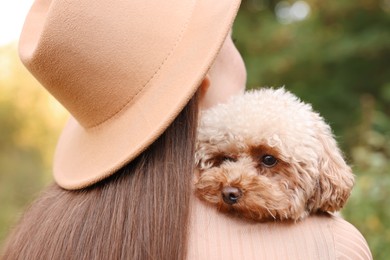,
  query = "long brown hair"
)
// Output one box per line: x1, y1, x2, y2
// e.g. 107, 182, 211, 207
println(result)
1, 93, 199, 260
